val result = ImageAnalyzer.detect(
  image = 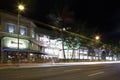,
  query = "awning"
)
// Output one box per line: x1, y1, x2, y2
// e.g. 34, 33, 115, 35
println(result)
1, 48, 48, 55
